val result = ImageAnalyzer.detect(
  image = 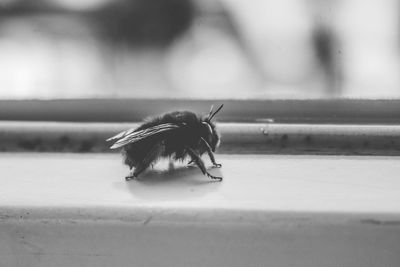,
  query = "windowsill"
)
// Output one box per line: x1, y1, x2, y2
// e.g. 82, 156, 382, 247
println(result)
1, 152, 400, 215
1, 112, 400, 266
2, 121, 400, 155
1, 98, 400, 124
1, 152, 400, 266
